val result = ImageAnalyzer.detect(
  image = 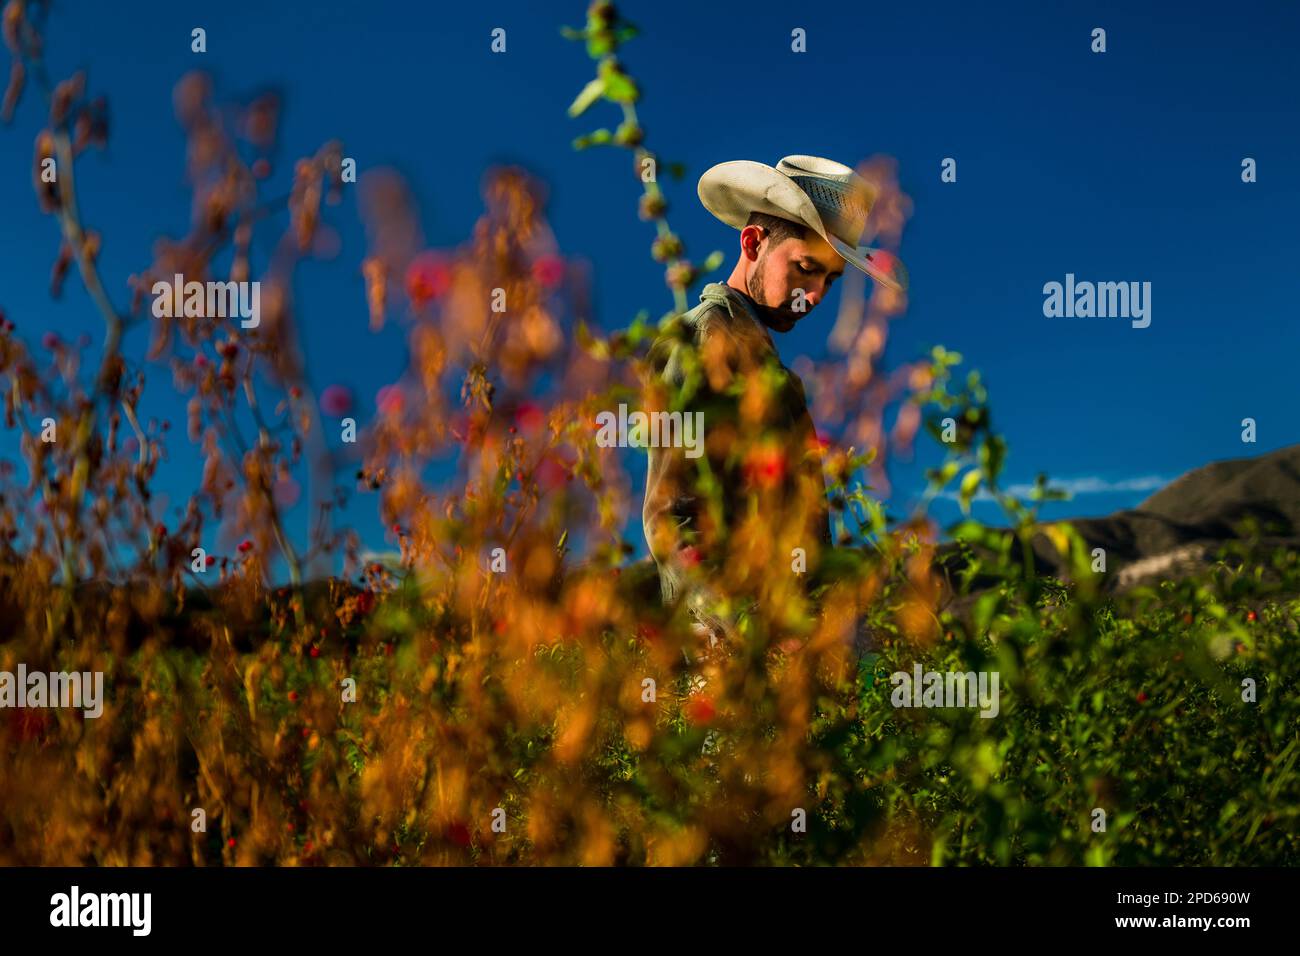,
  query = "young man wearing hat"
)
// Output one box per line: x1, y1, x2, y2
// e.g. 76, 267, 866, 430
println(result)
641, 155, 906, 657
